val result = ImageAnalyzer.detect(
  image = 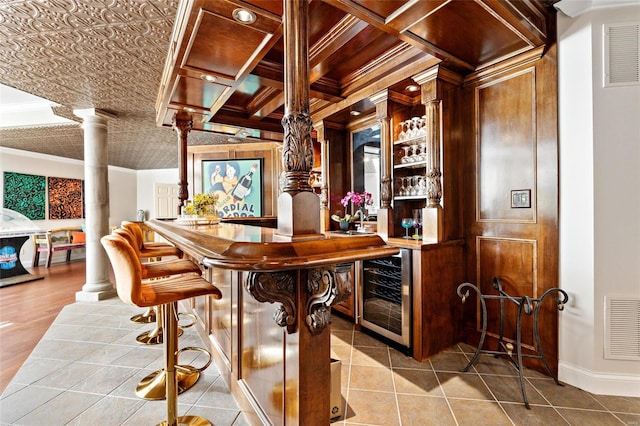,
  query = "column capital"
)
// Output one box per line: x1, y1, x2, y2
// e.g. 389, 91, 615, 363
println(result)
73, 108, 117, 121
